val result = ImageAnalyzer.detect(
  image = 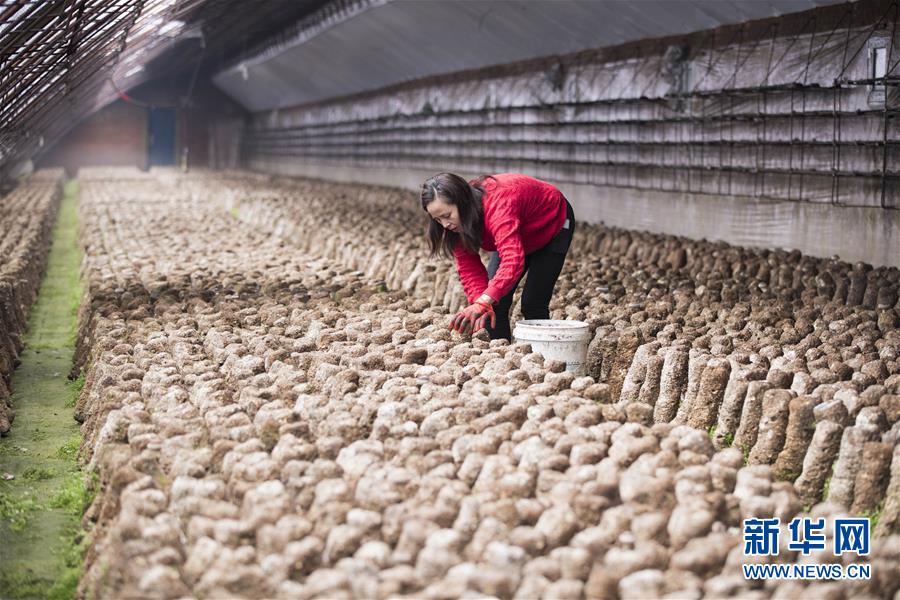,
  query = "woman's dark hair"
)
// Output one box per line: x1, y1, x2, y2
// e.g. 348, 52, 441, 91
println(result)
420, 172, 493, 258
